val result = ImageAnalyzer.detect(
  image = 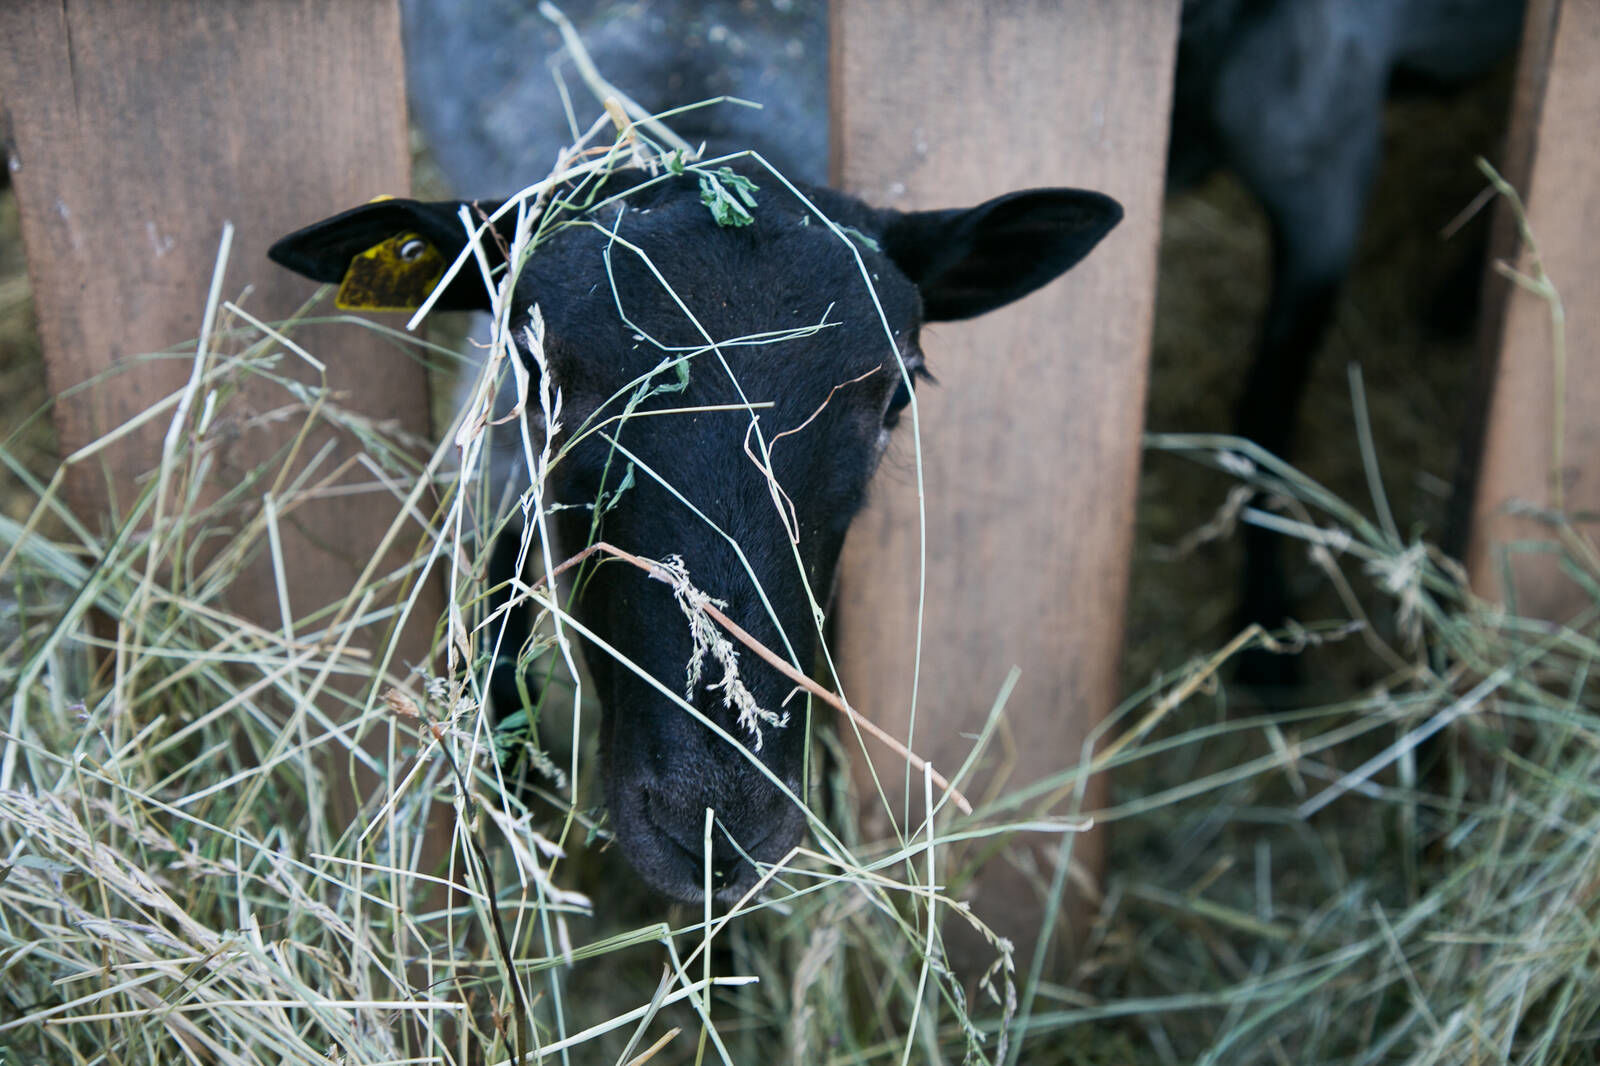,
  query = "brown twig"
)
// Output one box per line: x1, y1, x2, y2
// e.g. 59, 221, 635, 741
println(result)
746, 366, 881, 545
522, 540, 974, 815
